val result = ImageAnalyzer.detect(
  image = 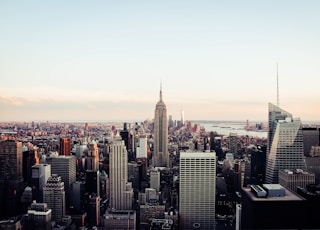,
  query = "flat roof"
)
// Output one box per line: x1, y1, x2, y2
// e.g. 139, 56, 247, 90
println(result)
242, 187, 305, 202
